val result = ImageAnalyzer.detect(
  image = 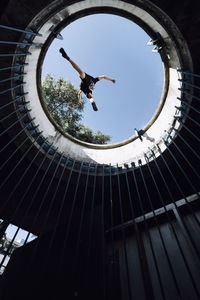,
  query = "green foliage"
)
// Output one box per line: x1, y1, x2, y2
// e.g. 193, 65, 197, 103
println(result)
41, 74, 111, 144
